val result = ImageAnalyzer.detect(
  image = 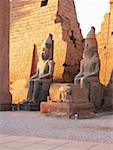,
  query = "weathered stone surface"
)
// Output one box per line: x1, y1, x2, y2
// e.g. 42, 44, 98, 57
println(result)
49, 83, 89, 103
0, 0, 12, 110
89, 81, 103, 110
10, 0, 83, 103
97, 1, 113, 109
78, 111, 96, 119
40, 102, 95, 118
